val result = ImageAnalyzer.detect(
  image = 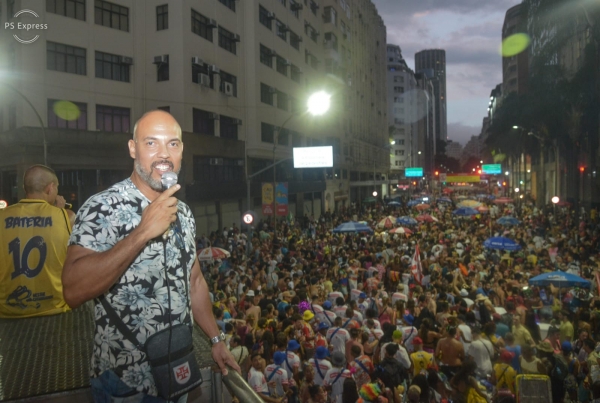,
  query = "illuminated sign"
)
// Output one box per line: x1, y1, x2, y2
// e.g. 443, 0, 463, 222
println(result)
293, 146, 333, 168
482, 164, 502, 175
405, 167, 423, 177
